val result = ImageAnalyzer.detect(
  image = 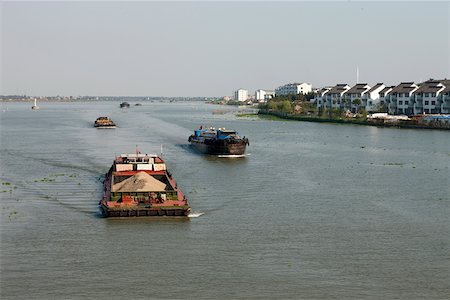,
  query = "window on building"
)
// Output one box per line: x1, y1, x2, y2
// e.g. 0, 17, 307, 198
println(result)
368, 101, 372, 106
399, 101, 403, 105
431, 101, 436, 105
404, 100, 409, 105
425, 101, 429, 105
425, 93, 429, 97
432, 93, 436, 97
